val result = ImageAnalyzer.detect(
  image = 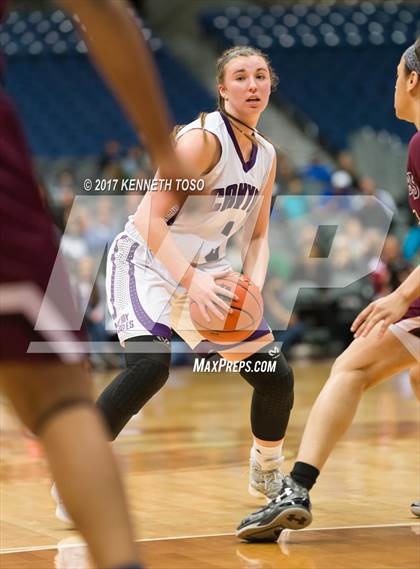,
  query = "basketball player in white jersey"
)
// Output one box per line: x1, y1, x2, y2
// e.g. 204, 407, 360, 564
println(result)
53, 46, 297, 523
